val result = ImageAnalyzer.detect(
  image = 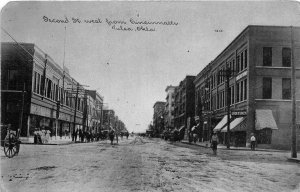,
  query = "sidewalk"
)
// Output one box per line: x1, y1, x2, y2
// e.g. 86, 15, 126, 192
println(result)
181, 140, 300, 163
181, 140, 284, 152
20, 136, 74, 145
